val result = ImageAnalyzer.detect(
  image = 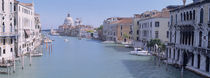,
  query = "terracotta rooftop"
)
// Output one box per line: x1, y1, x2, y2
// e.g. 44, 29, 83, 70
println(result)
111, 18, 132, 24
15, 0, 33, 7
151, 10, 170, 18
